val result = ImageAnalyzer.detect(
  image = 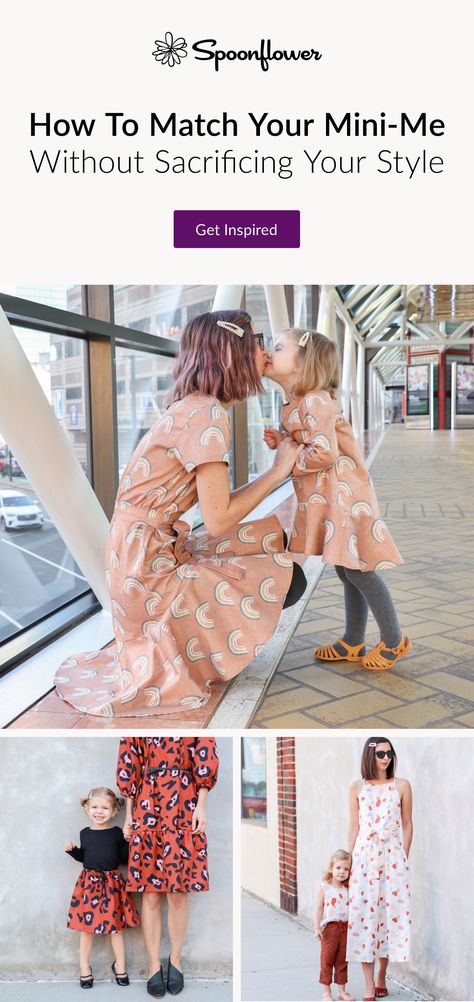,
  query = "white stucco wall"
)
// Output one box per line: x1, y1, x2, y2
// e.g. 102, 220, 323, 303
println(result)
241, 735, 280, 907
0, 735, 232, 980
295, 734, 473, 1002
